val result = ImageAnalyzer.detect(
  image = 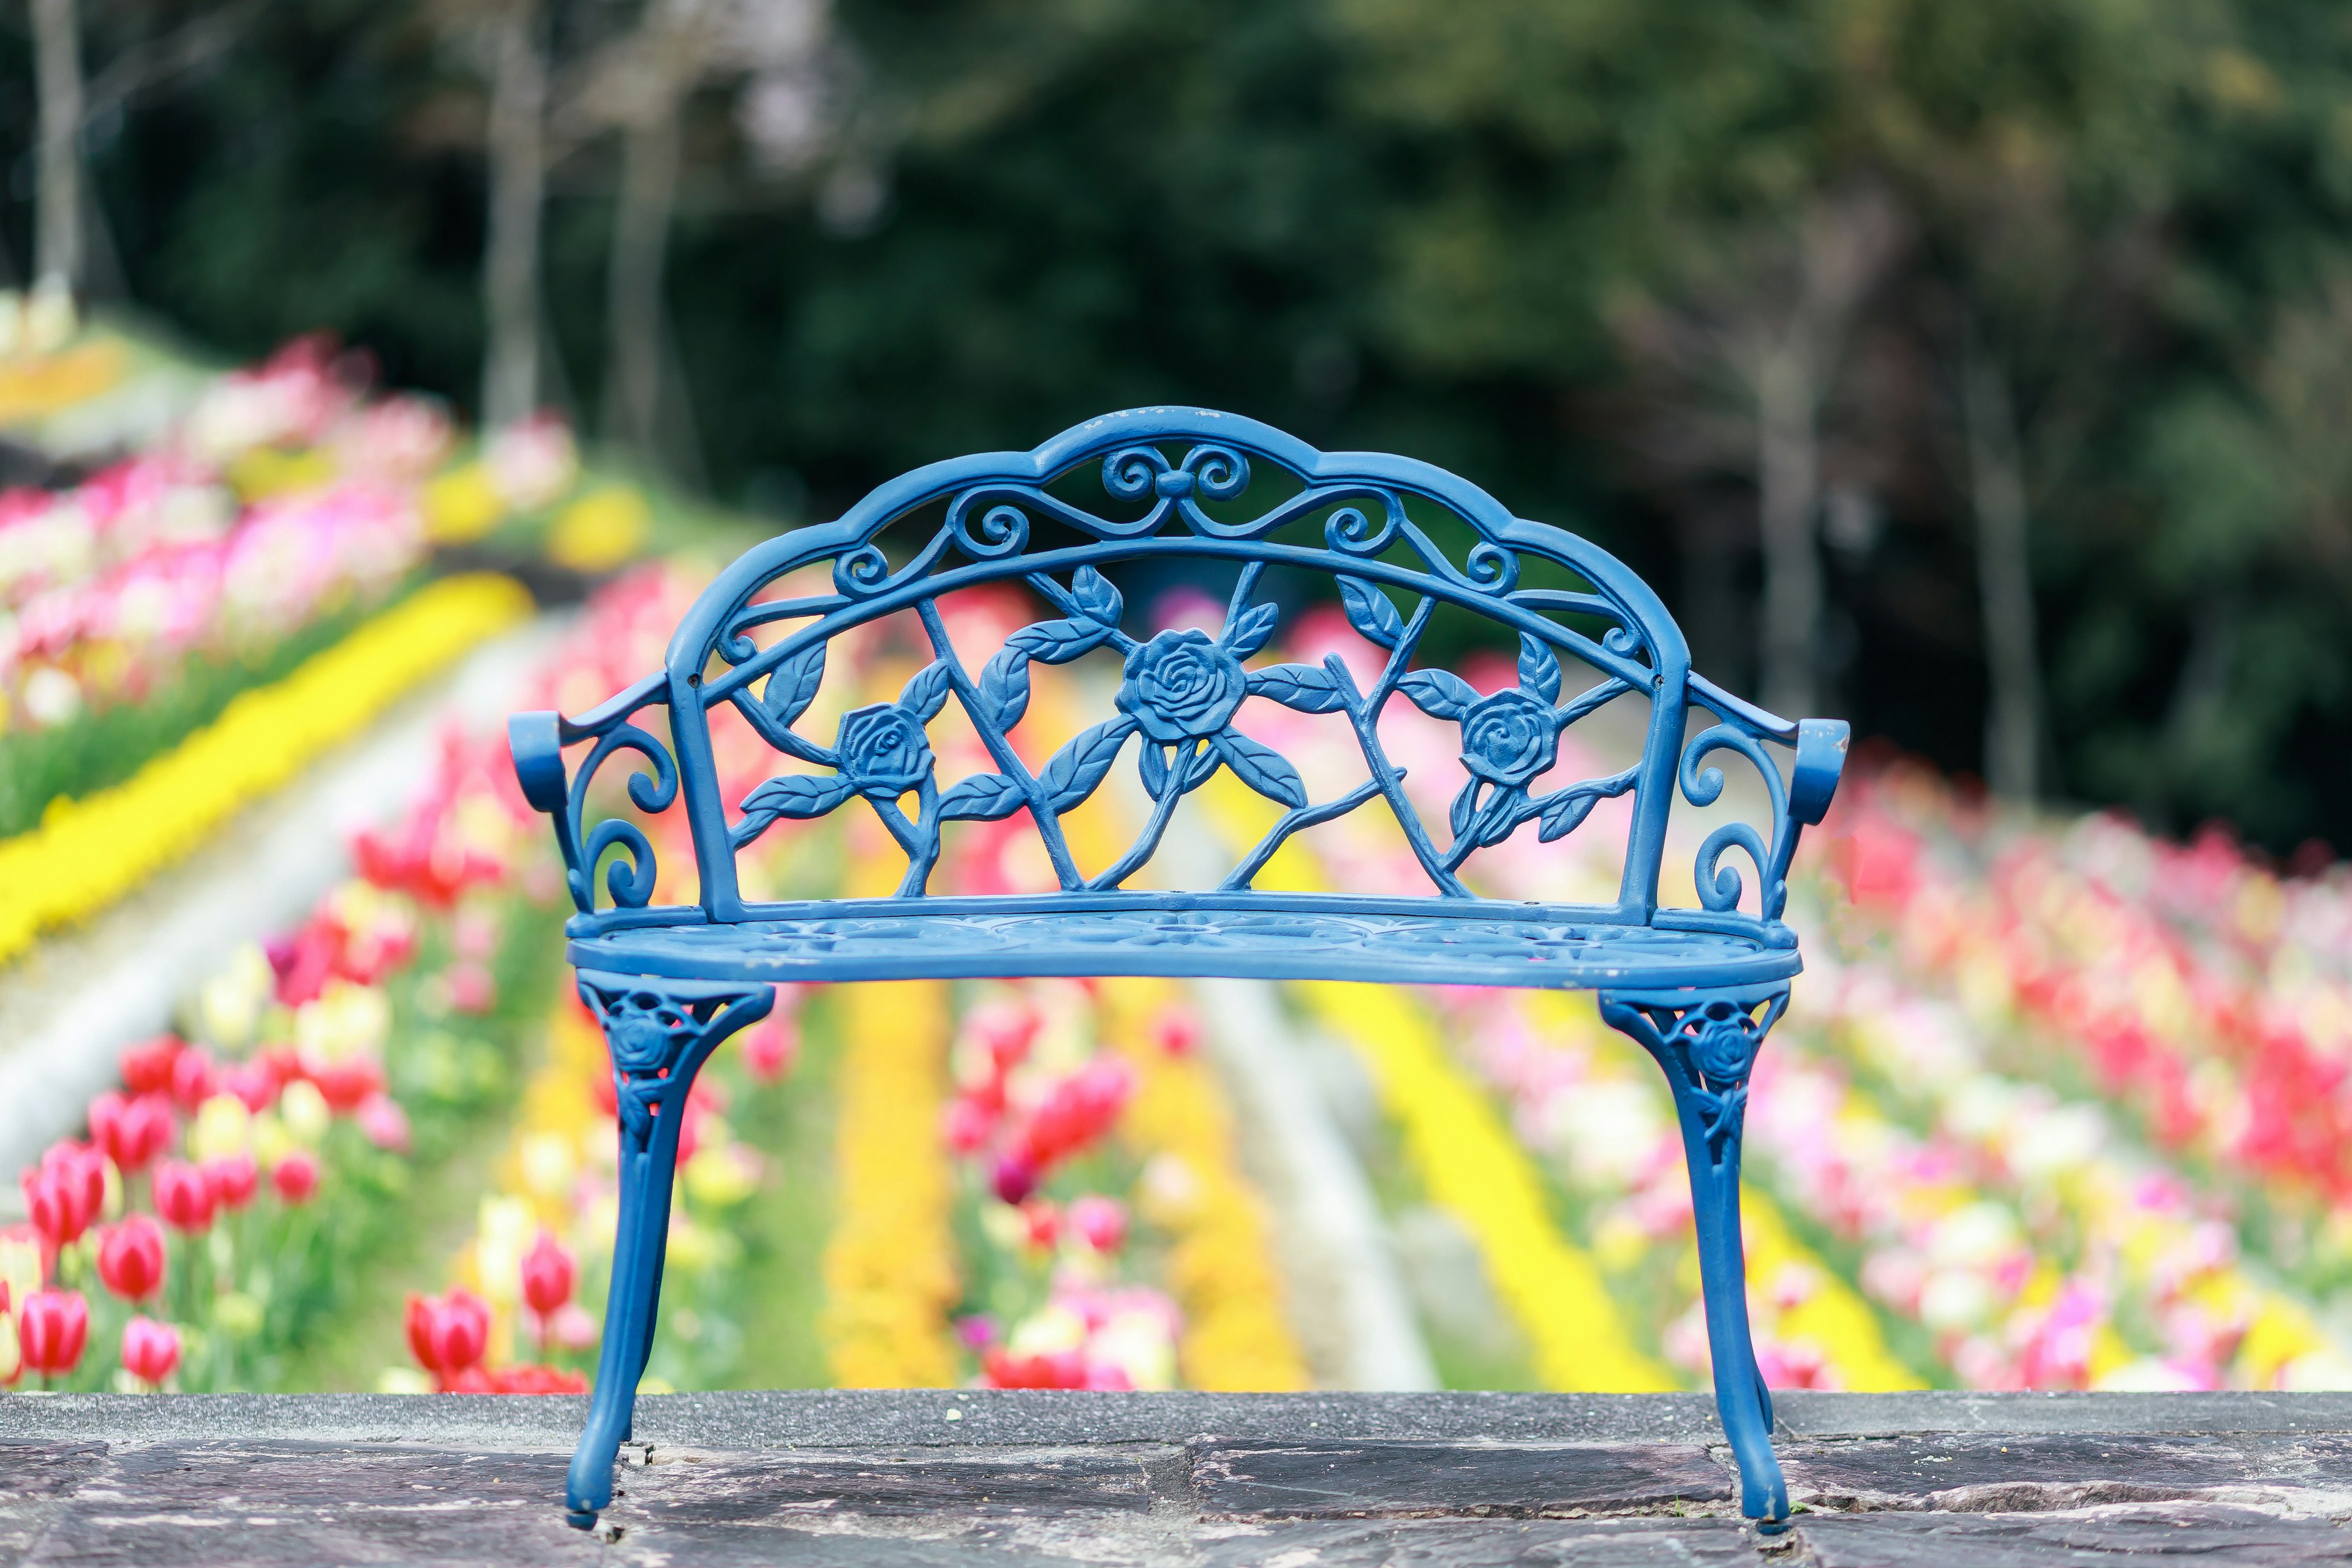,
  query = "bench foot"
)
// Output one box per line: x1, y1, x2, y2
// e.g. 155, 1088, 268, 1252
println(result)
564, 973, 775, 1526
1600, 985, 1792, 1529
